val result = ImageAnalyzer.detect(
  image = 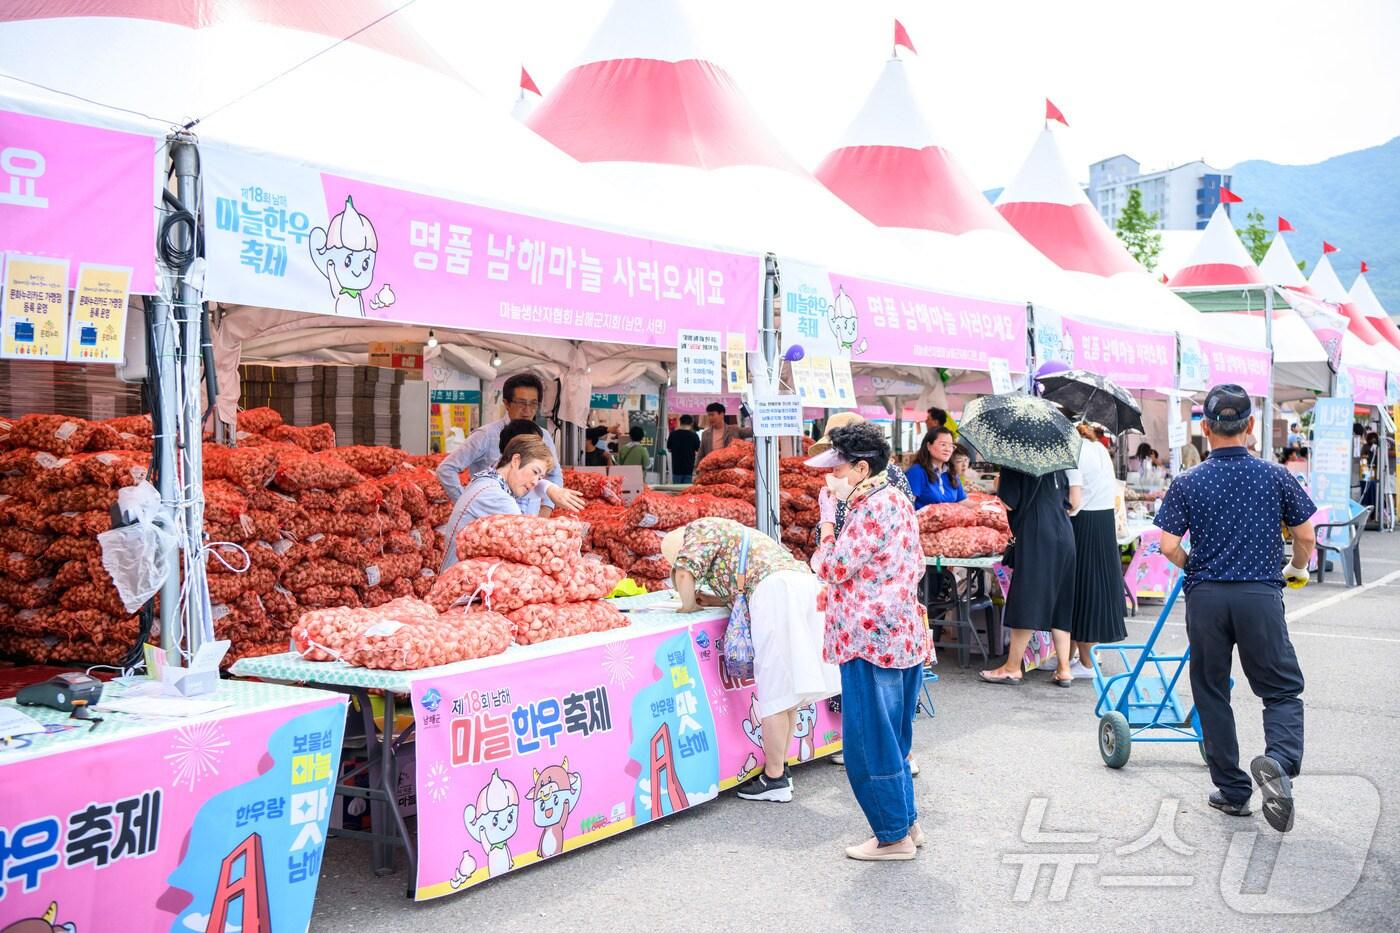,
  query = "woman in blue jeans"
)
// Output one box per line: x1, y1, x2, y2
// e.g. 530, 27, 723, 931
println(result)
809, 423, 930, 861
